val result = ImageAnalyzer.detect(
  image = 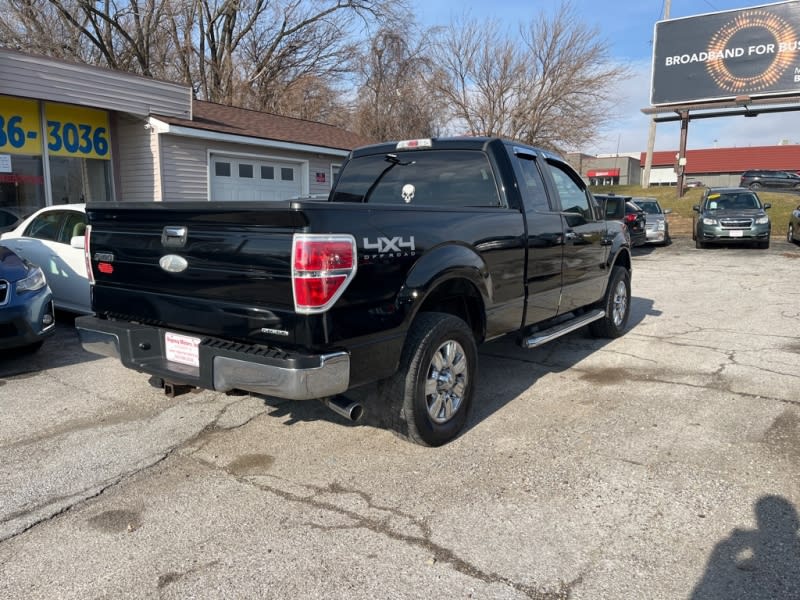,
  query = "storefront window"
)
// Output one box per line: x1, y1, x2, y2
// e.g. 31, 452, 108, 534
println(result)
0, 154, 45, 219
49, 156, 112, 204
1, 96, 113, 213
